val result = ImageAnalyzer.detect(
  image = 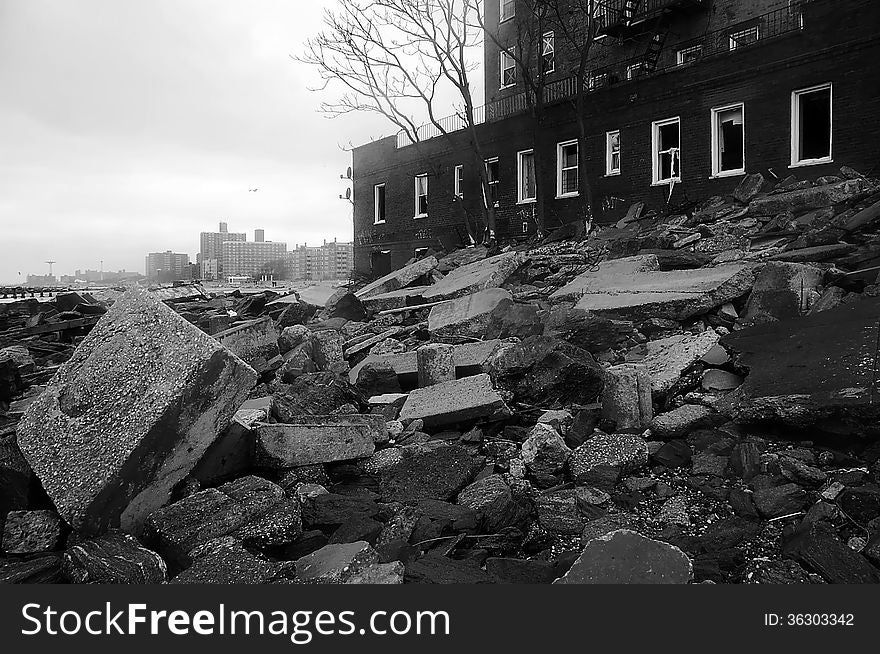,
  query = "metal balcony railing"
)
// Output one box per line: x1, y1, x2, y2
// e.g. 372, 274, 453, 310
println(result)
597, 0, 707, 35
396, 2, 806, 148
